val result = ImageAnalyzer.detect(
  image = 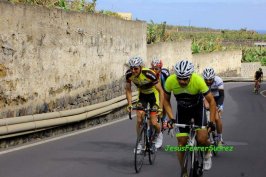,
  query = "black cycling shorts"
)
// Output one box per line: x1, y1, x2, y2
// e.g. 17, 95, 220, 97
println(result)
137, 92, 158, 110
175, 101, 207, 136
